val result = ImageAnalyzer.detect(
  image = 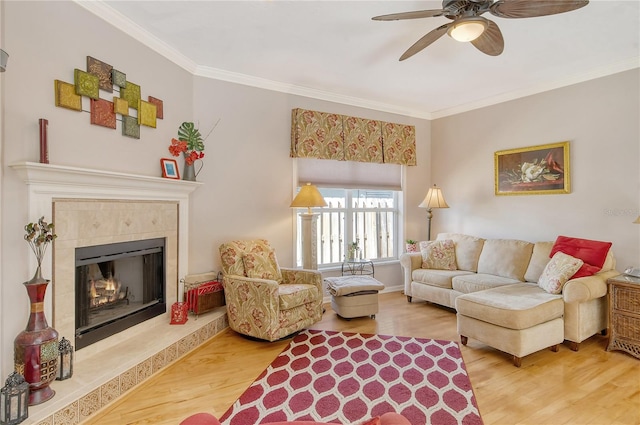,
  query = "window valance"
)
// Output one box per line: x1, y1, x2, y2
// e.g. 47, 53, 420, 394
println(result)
290, 108, 416, 166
